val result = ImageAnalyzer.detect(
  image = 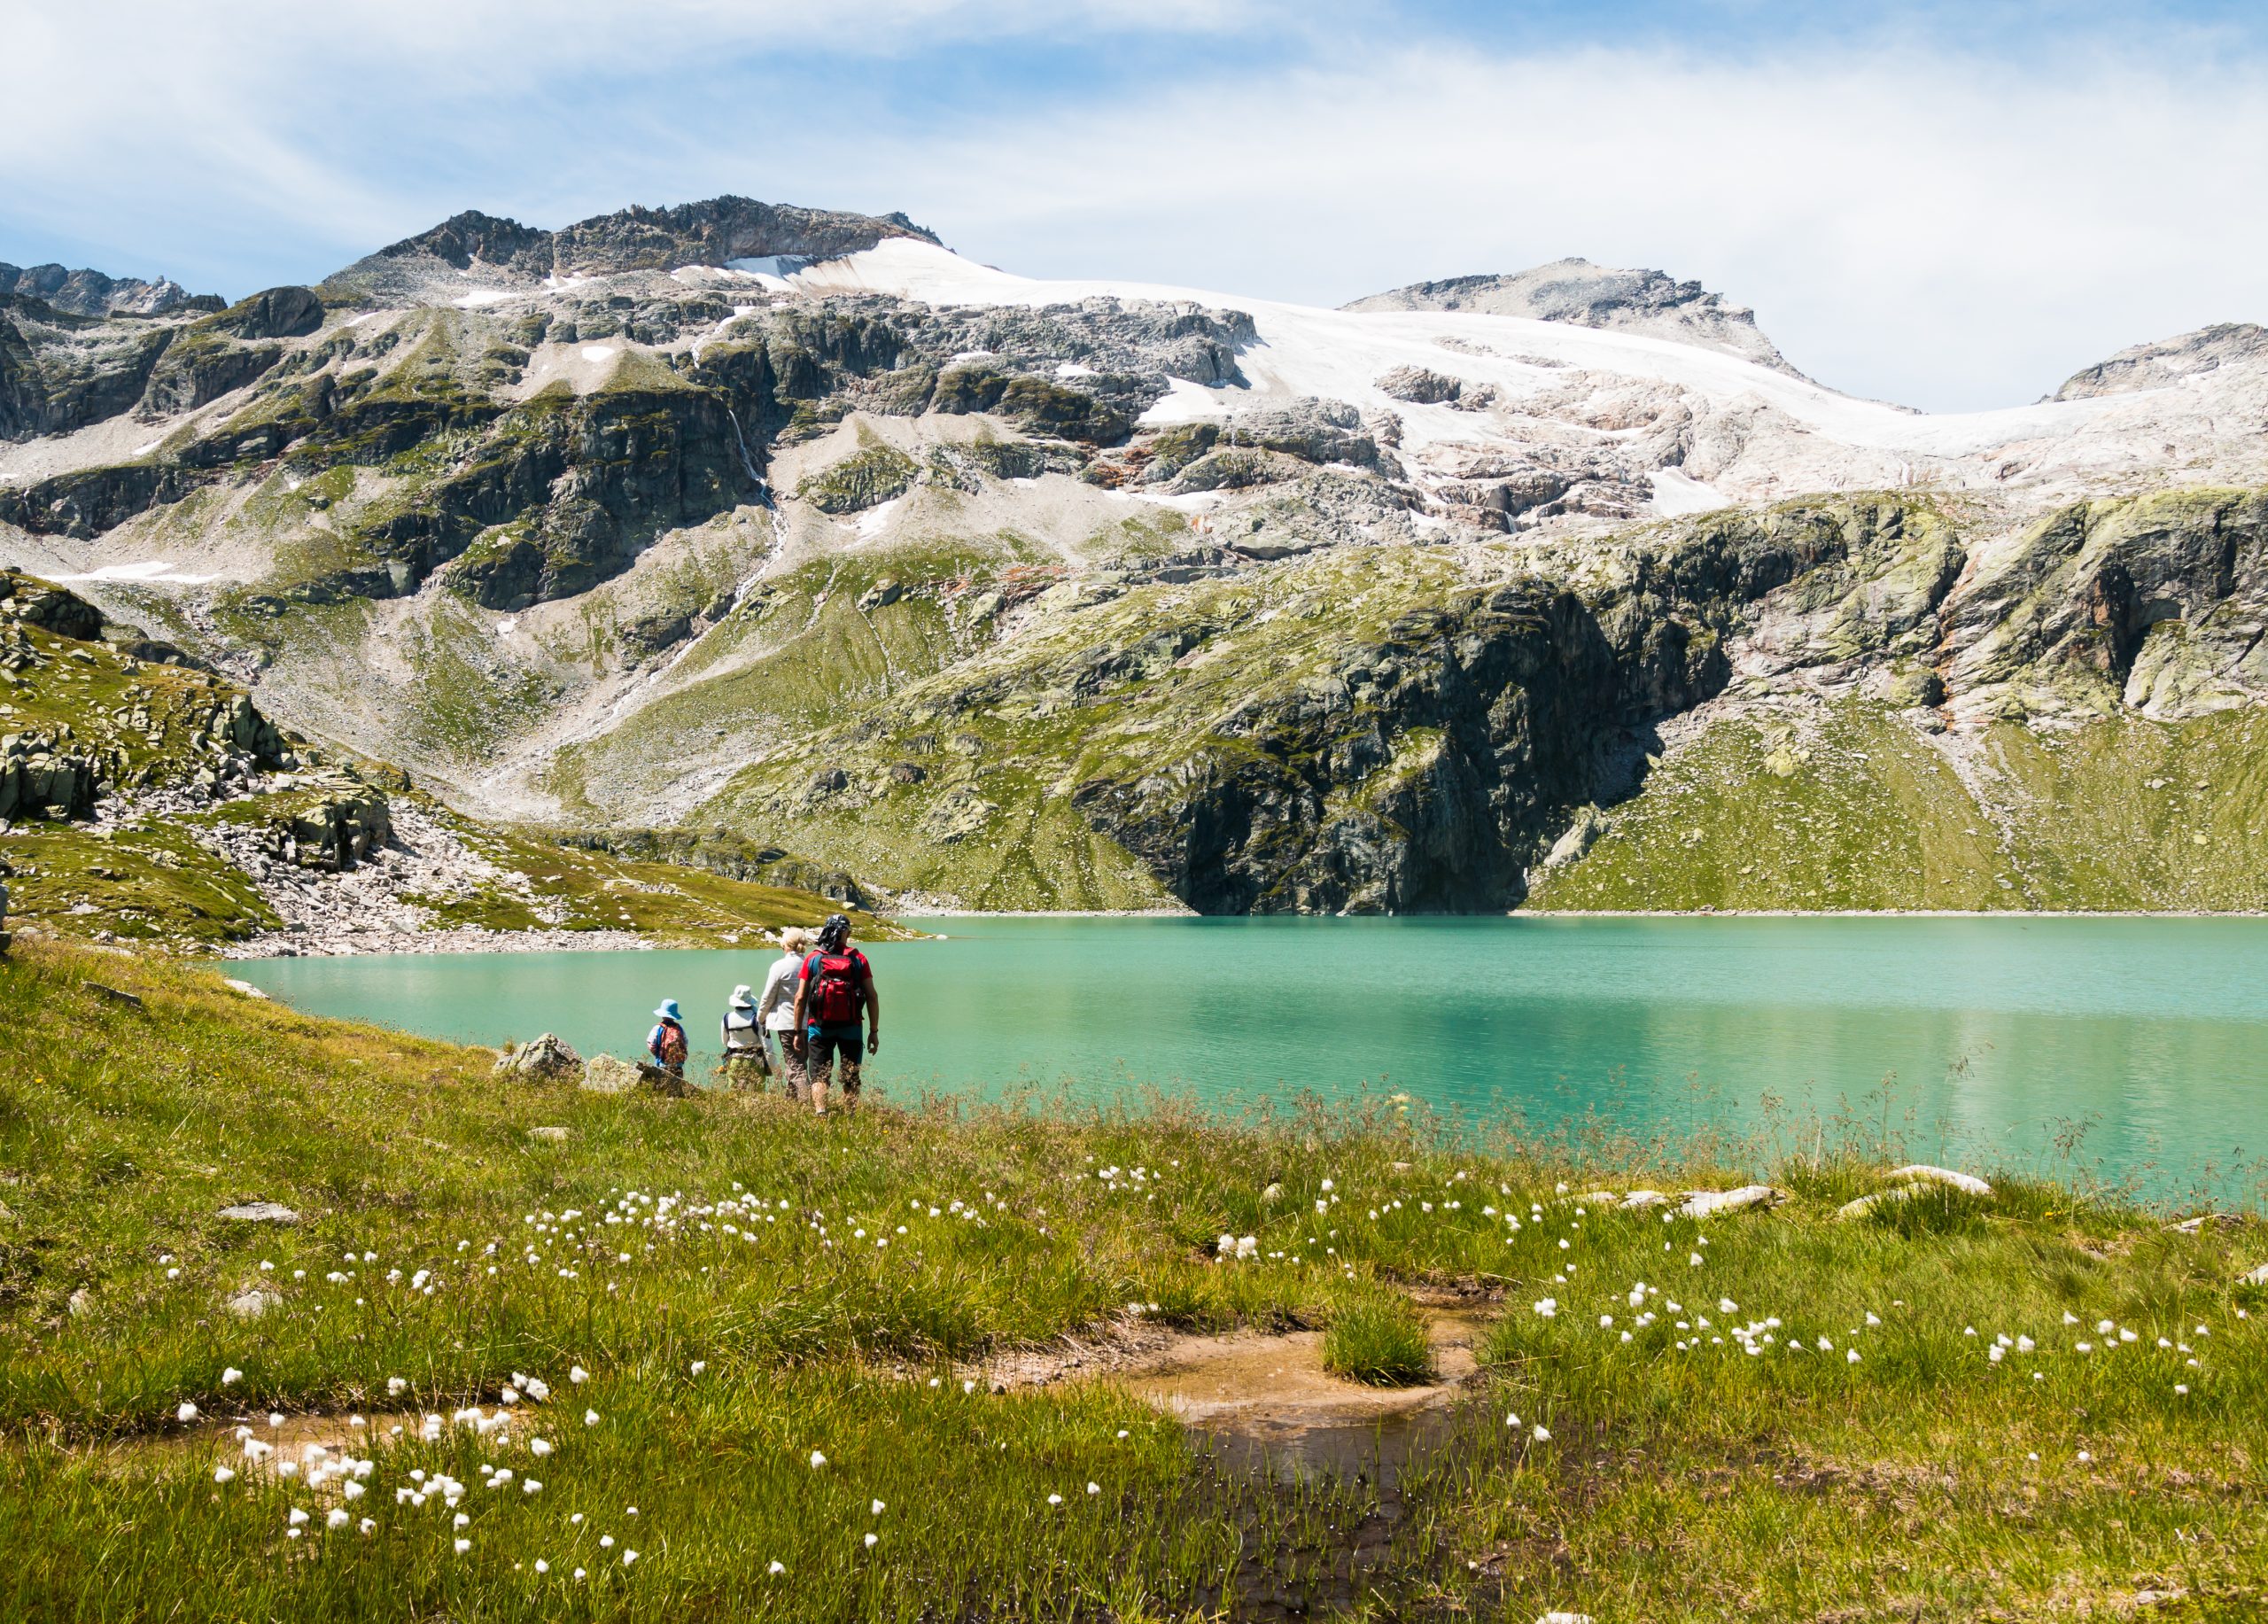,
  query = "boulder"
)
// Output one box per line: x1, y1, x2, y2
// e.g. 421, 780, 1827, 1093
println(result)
1374, 365, 1464, 405
527, 1125, 570, 1143
1887, 1163, 1992, 1197
2241, 1262, 2268, 1287
579, 1054, 643, 1094
1834, 1188, 1913, 1222
1618, 1190, 1669, 1209
217, 1201, 299, 1224
494, 1032, 582, 1082
1675, 1185, 1788, 1219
